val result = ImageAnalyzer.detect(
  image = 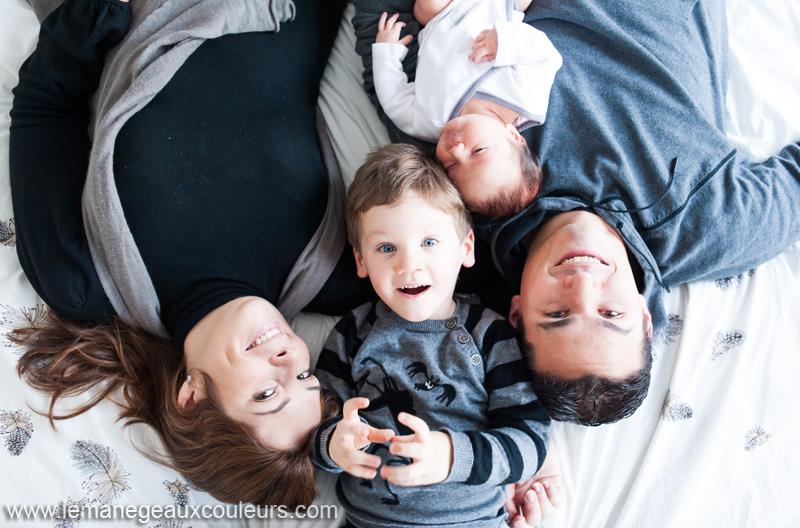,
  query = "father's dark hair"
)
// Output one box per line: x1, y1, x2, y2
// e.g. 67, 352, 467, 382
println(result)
518, 320, 653, 426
